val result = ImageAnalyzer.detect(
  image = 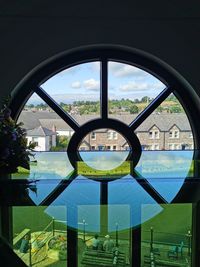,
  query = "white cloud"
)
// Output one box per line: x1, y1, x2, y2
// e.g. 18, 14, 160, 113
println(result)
119, 81, 149, 92
71, 81, 81, 89
119, 81, 165, 92
109, 62, 148, 78
83, 78, 100, 91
